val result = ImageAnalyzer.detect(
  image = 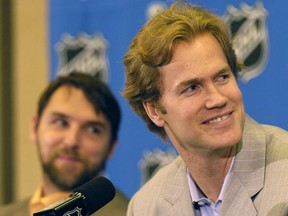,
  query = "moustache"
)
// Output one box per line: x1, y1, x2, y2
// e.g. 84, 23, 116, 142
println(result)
54, 148, 84, 161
